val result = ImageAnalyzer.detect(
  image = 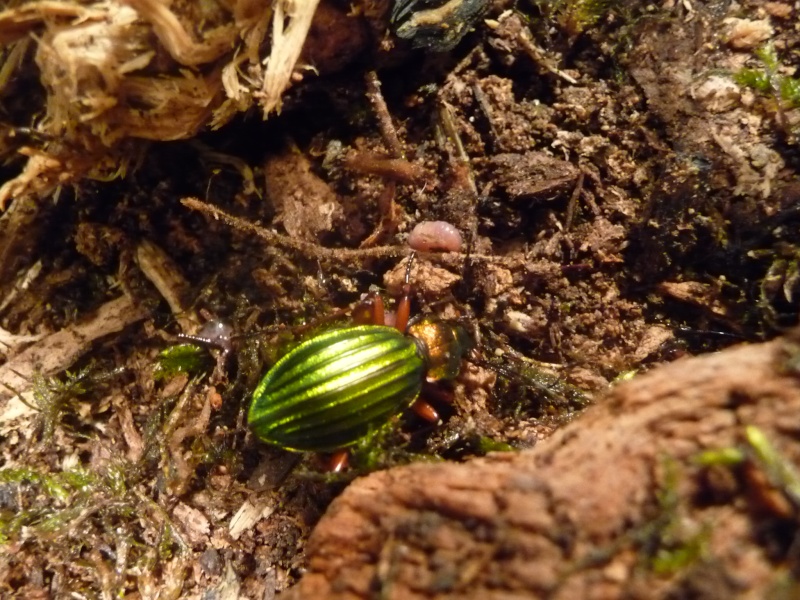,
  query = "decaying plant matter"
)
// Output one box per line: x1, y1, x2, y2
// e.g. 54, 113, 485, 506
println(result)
0, 0, 381, 208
